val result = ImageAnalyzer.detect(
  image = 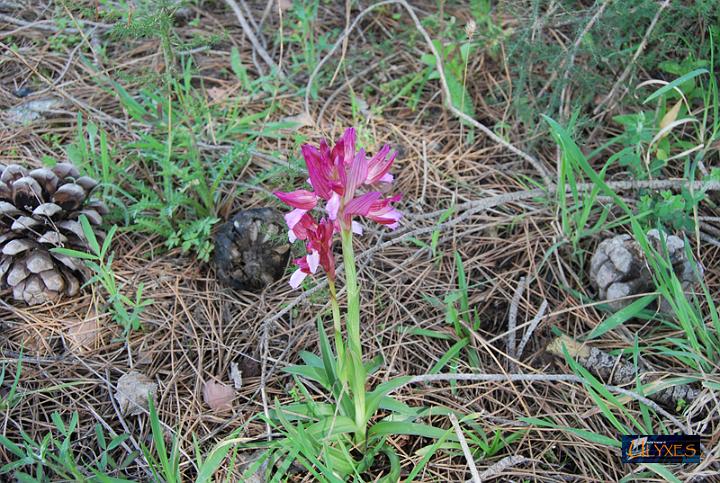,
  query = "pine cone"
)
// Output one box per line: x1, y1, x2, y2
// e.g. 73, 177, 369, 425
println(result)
589, 229, 701, 312
213, 208, 290, 291
0, 163, 108, 306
